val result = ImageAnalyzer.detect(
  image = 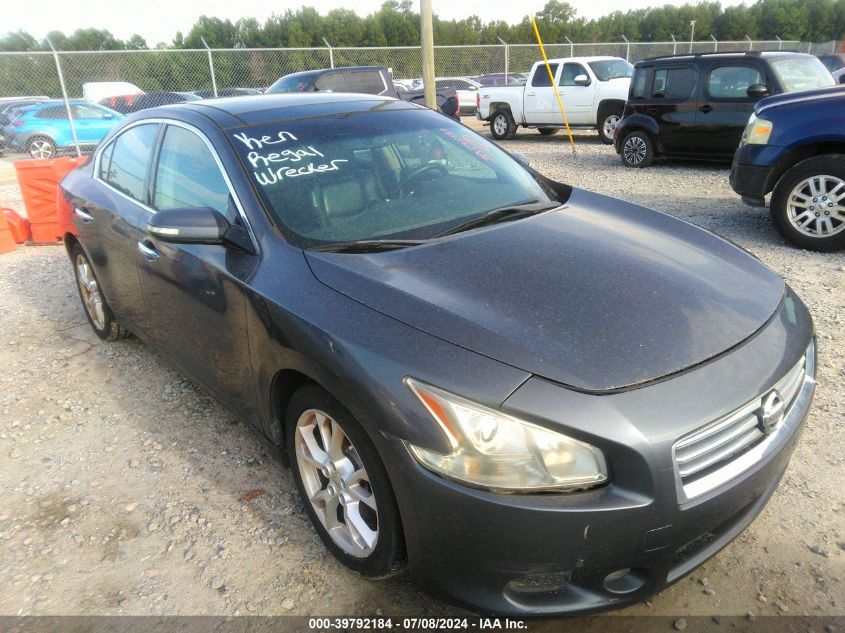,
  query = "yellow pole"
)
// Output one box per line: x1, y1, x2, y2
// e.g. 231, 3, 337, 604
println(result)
531, 17, 576, 154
